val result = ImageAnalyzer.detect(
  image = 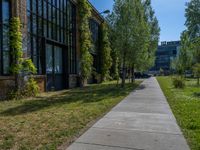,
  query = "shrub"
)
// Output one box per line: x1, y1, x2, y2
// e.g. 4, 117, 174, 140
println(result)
172, 77, 185, 89
7, 77, 39, 100
23, 77, 39, 97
